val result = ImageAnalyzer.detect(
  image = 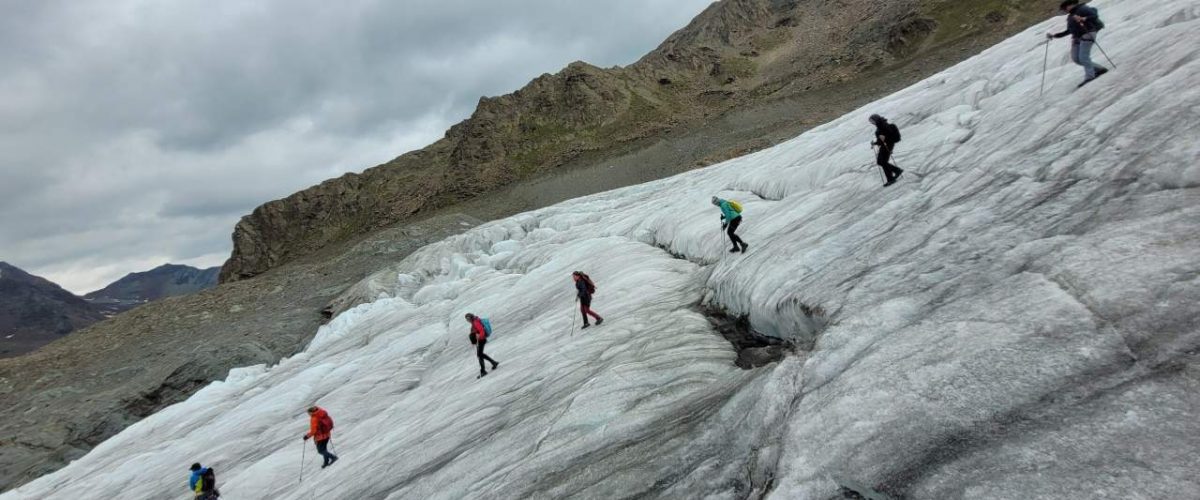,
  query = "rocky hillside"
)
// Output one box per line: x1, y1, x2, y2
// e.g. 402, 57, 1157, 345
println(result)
0, 263, 106, 358
84, 264, 220, 316
221, 0, 1054, 282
